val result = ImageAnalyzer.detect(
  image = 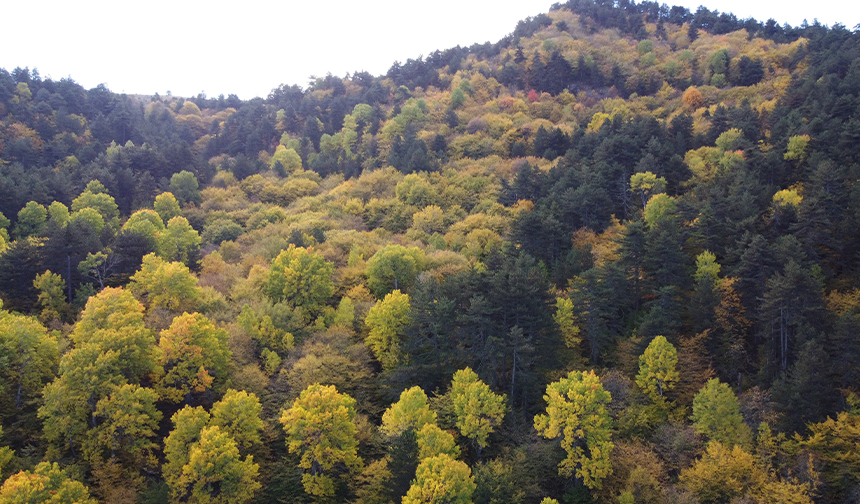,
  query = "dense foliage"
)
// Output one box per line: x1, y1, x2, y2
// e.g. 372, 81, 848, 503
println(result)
1, 0, 860, 502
